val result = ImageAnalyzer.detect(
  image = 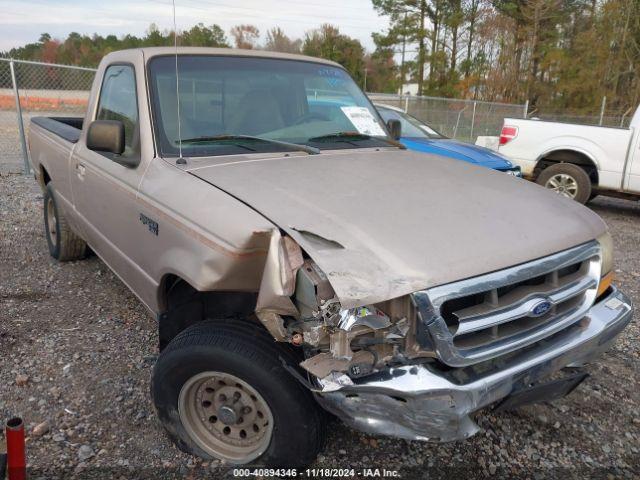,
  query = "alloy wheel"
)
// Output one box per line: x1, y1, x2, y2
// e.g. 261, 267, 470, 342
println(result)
545, 173, 579, 199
